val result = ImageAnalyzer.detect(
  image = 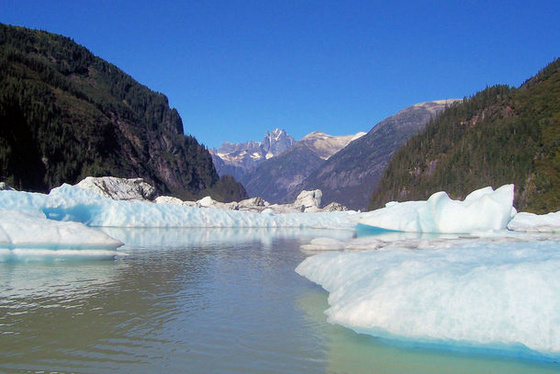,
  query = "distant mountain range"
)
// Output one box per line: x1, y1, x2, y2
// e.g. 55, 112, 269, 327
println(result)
223, 101, 454, 209
239, 131, 366, 203
0, 24, 246, 202
210, 129, 295, 180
